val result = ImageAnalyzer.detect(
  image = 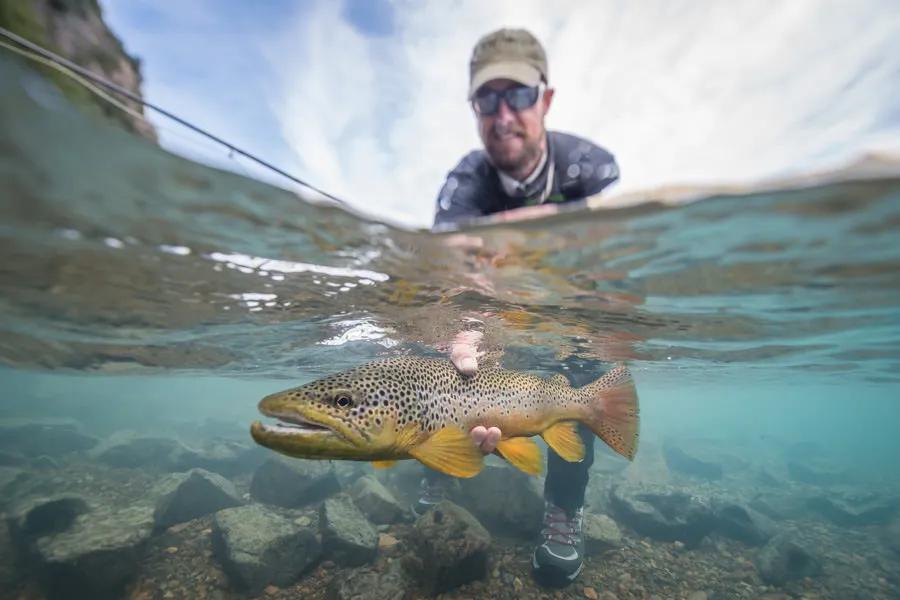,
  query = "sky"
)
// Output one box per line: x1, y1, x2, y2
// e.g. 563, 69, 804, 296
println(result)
101, 0, 900, 229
